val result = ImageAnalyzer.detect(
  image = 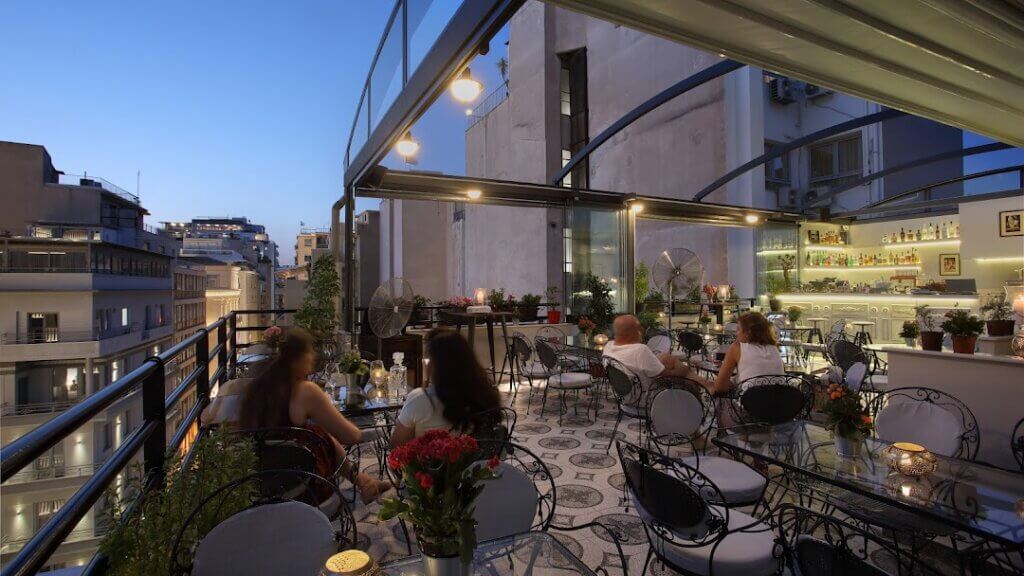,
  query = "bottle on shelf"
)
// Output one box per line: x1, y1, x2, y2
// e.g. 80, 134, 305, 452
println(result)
899, 228, 905, 242
954, 221, 960, 238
